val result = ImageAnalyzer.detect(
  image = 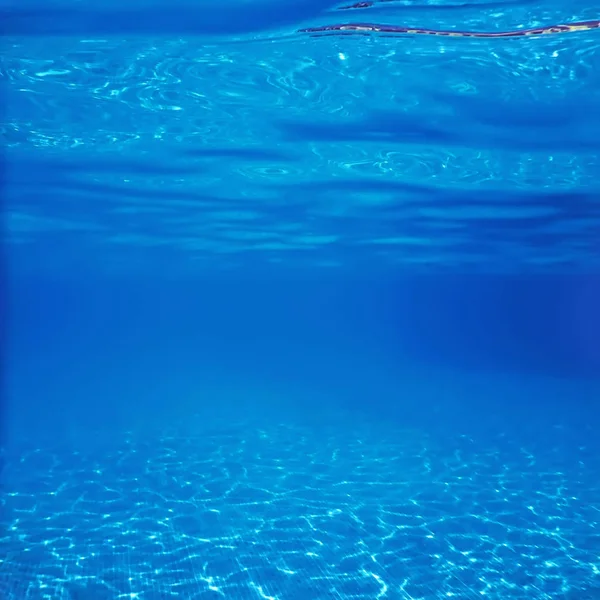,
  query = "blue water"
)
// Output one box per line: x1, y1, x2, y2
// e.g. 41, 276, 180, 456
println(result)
2, 1, 600, 598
